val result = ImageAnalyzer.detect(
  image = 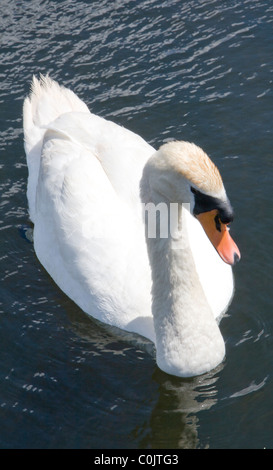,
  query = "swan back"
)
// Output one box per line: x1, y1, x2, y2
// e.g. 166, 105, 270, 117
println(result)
24, 75, 155, 222
23, 76, 156, 339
